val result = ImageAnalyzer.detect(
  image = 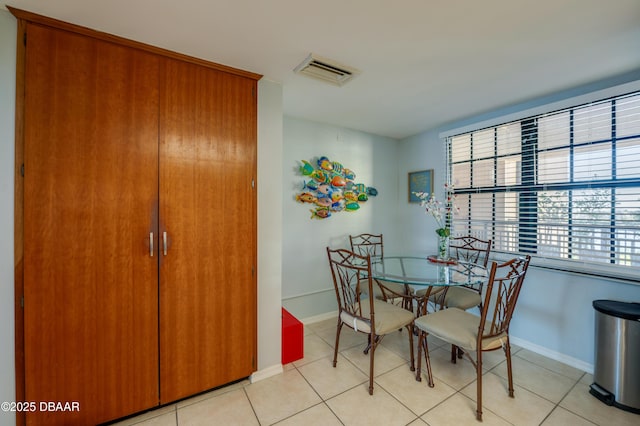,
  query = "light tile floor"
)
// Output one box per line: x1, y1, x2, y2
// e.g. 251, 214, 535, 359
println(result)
113, 317, 639, 426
